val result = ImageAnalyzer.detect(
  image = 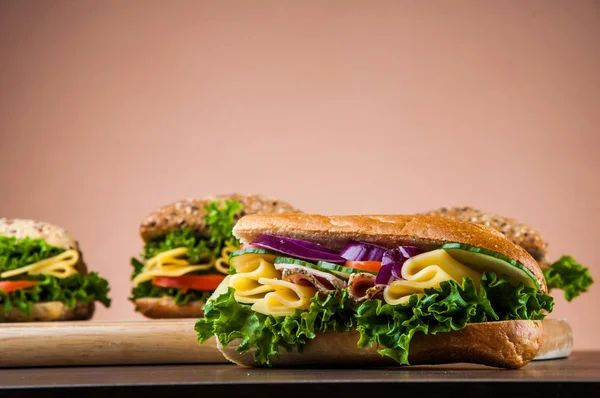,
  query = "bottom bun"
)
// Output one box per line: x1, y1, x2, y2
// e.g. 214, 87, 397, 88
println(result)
534, 318, 573, 360
135, 297, 205, 319
218, 320, 543, 369
0, 301, 95, 322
